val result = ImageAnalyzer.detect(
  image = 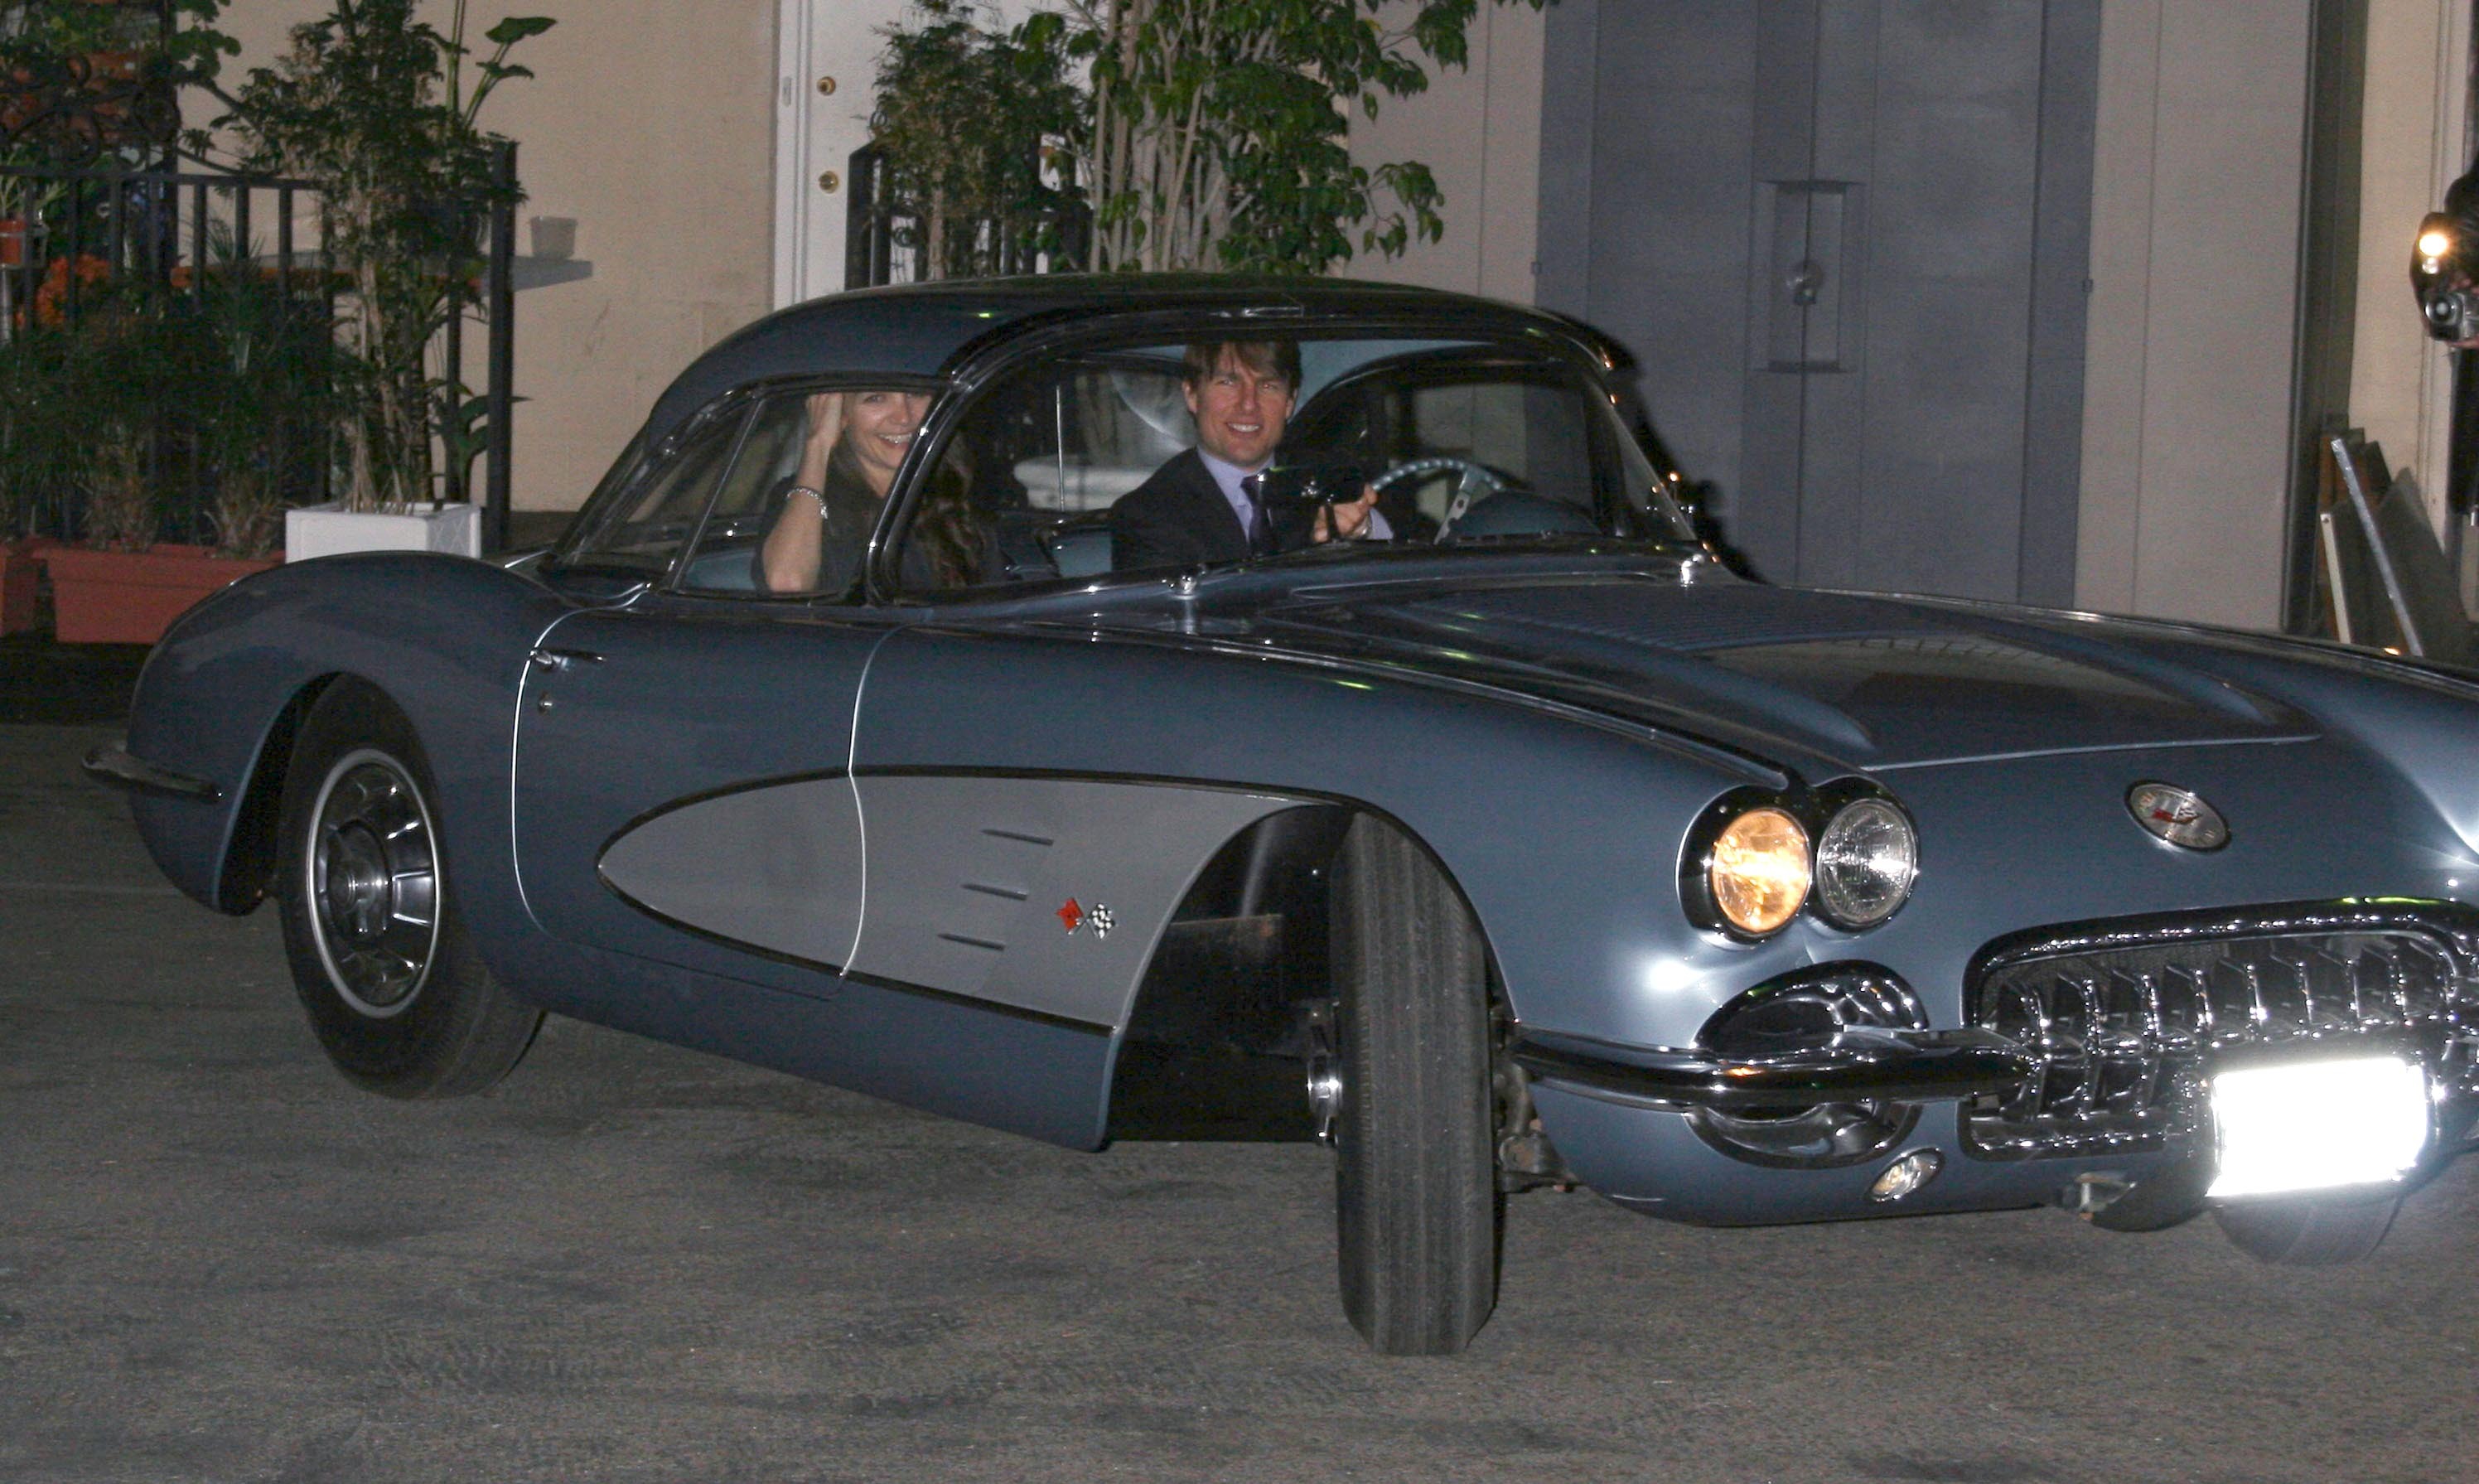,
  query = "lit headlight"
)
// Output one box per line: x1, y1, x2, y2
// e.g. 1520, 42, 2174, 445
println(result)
1814, 798, 1918, 928
1707, 807, 1810, 936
